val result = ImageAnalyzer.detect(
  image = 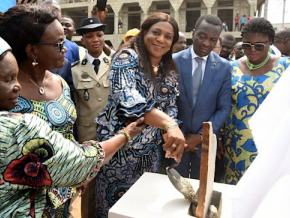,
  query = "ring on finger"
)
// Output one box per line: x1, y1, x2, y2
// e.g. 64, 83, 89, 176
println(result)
172, 143, 177, 149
